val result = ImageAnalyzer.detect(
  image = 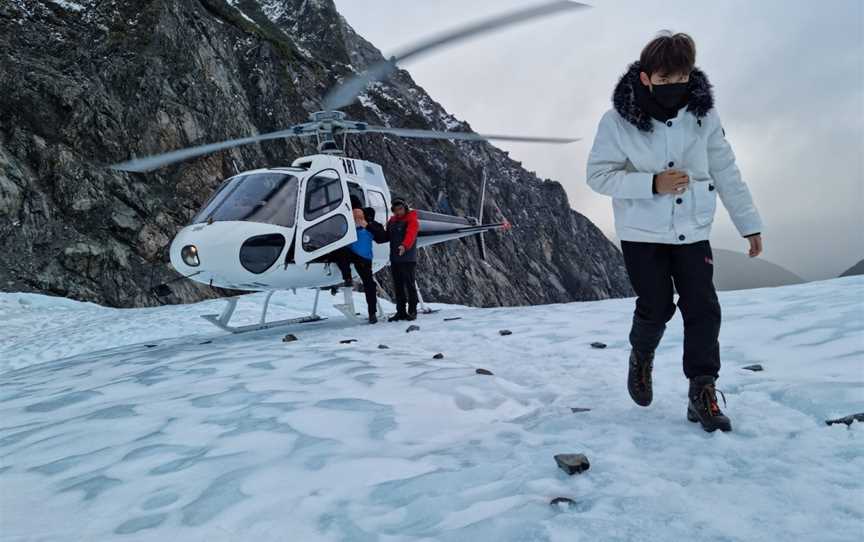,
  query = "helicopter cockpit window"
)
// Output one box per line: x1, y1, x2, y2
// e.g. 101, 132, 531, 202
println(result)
192, 172, 300, 228
304, 169, 344, 221
367, 190, 387, 221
